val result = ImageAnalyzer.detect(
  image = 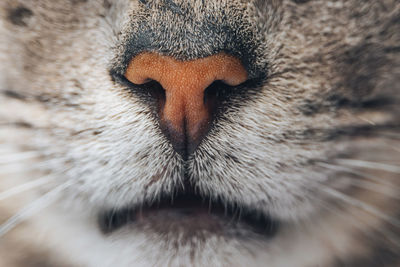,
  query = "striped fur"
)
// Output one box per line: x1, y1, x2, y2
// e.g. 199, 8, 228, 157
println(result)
0, 0, 399, 266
